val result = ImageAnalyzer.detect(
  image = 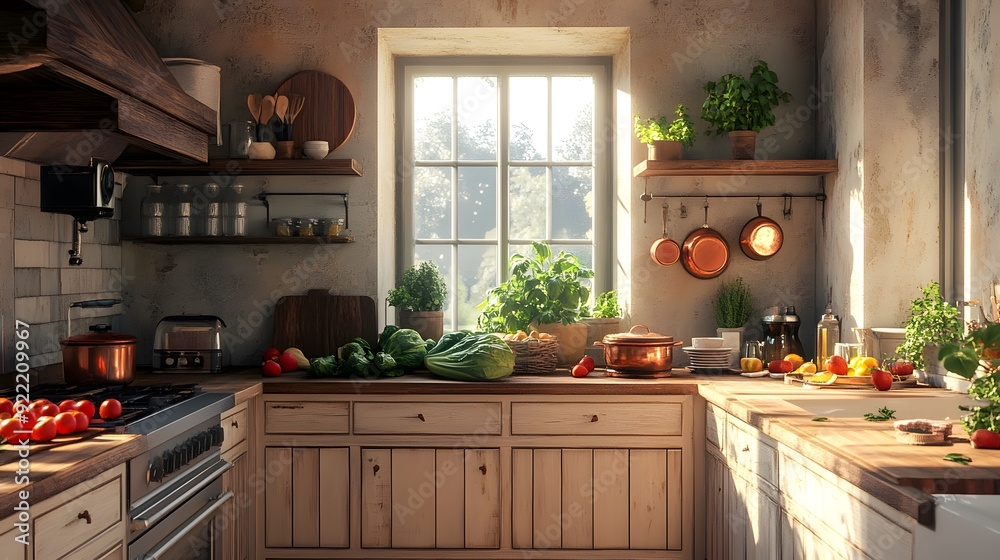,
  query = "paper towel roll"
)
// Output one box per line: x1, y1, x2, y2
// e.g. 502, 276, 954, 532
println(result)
163, 58, 222, 146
